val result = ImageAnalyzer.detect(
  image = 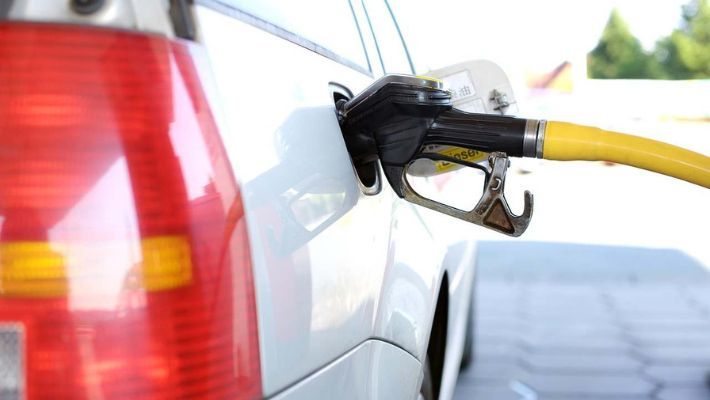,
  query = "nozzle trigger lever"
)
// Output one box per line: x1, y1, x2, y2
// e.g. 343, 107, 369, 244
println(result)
401, 152, 533, 237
